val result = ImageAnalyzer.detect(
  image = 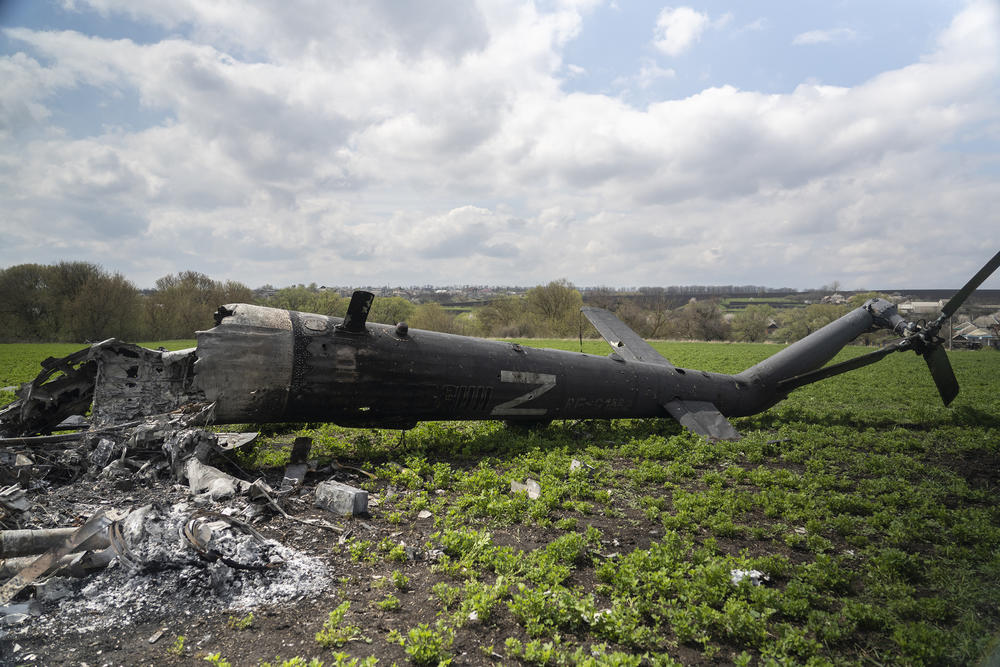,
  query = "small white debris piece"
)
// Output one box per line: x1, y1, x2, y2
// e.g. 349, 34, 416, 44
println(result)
468, 610, 479, 622
148, 628, 166, 644
416, 510, 432, 520
730, 569, 770, 586
510, 478, 541, 499
184, 459, 244, 500
314, 480, 368, 516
